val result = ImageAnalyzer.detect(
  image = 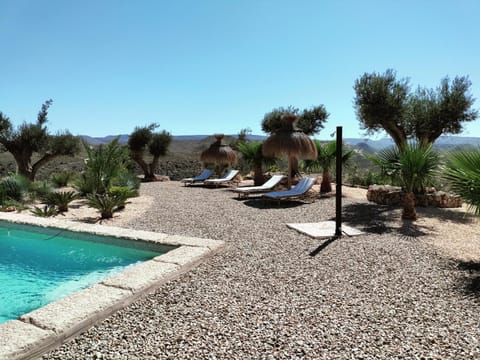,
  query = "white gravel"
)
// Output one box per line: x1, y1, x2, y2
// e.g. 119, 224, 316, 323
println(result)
43, 181, 480, 359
